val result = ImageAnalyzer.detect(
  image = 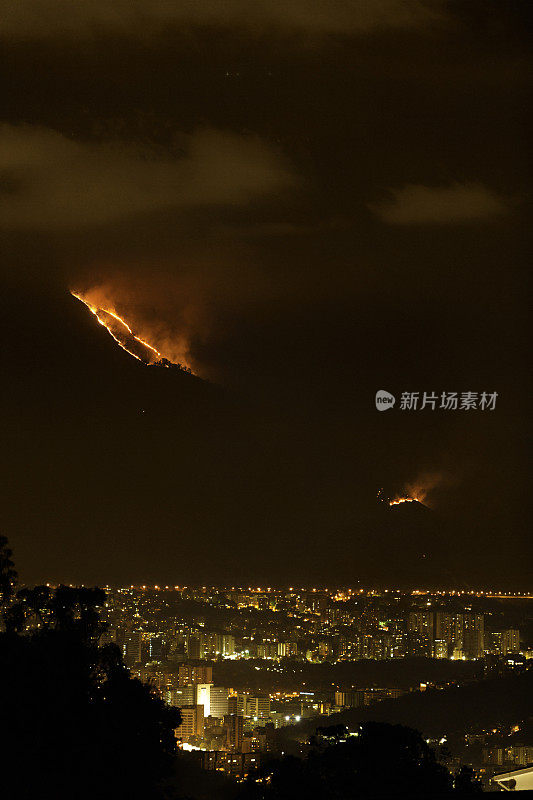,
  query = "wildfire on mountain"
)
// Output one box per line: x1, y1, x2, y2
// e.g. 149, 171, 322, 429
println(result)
389, 496, 420, 507
71, 290, 194, 373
